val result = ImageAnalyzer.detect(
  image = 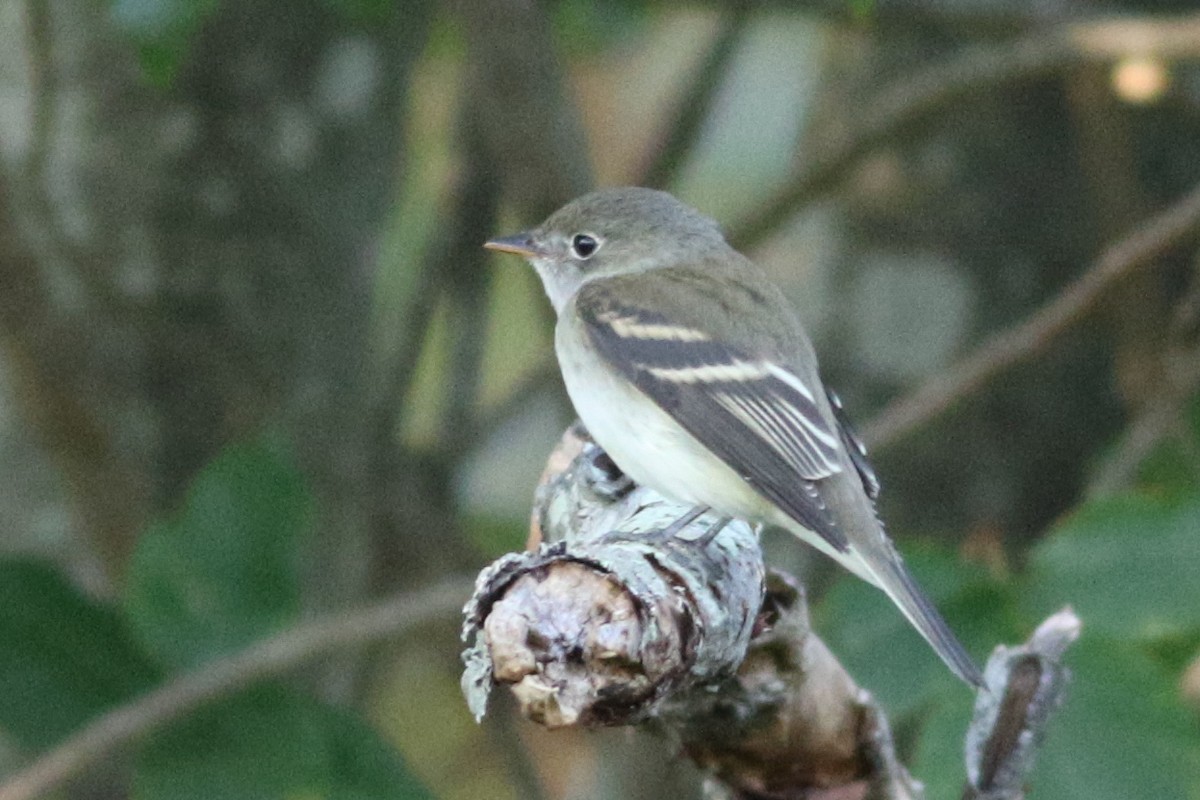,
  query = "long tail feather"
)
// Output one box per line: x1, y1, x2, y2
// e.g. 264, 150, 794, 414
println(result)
854, 544, 984, 688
